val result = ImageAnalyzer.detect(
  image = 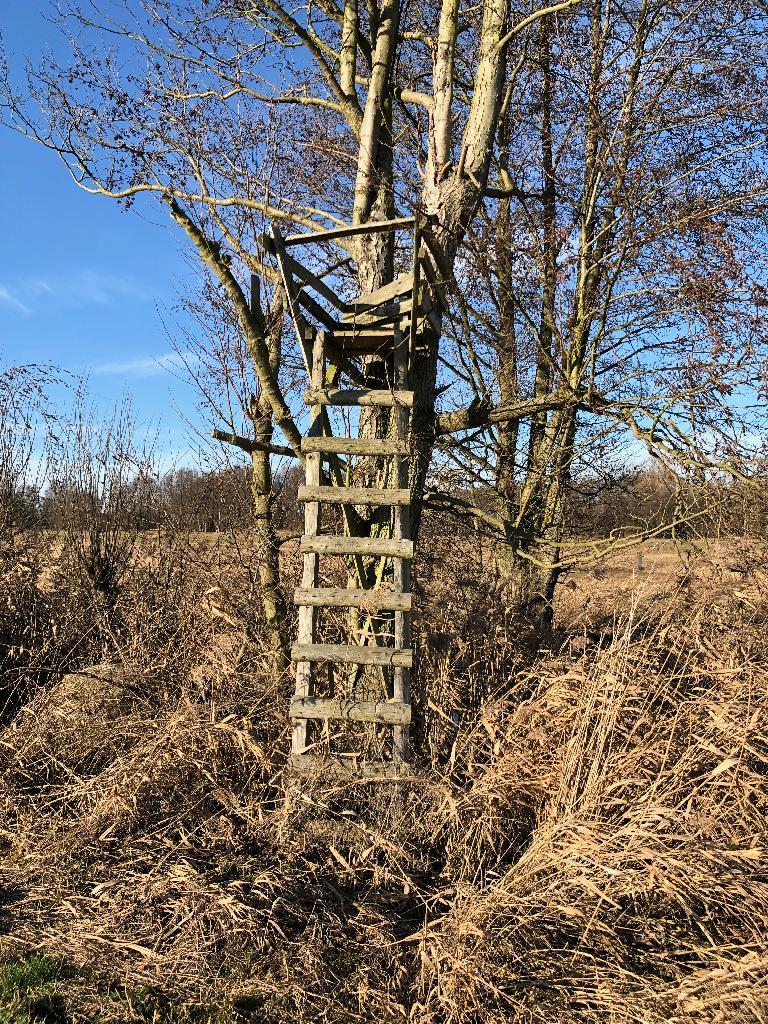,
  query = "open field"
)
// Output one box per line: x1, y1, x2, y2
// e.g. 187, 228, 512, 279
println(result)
6, 0, 768, 1016
1, 532, 768, 1022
